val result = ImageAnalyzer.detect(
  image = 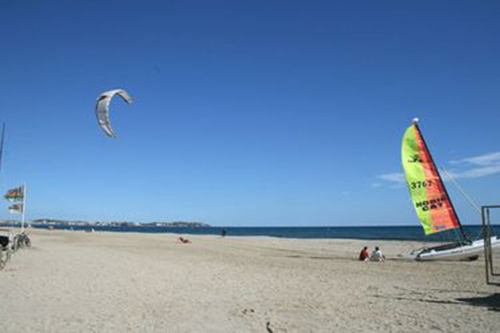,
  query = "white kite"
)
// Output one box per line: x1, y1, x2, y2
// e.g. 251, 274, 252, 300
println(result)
95, 89, 133, 138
